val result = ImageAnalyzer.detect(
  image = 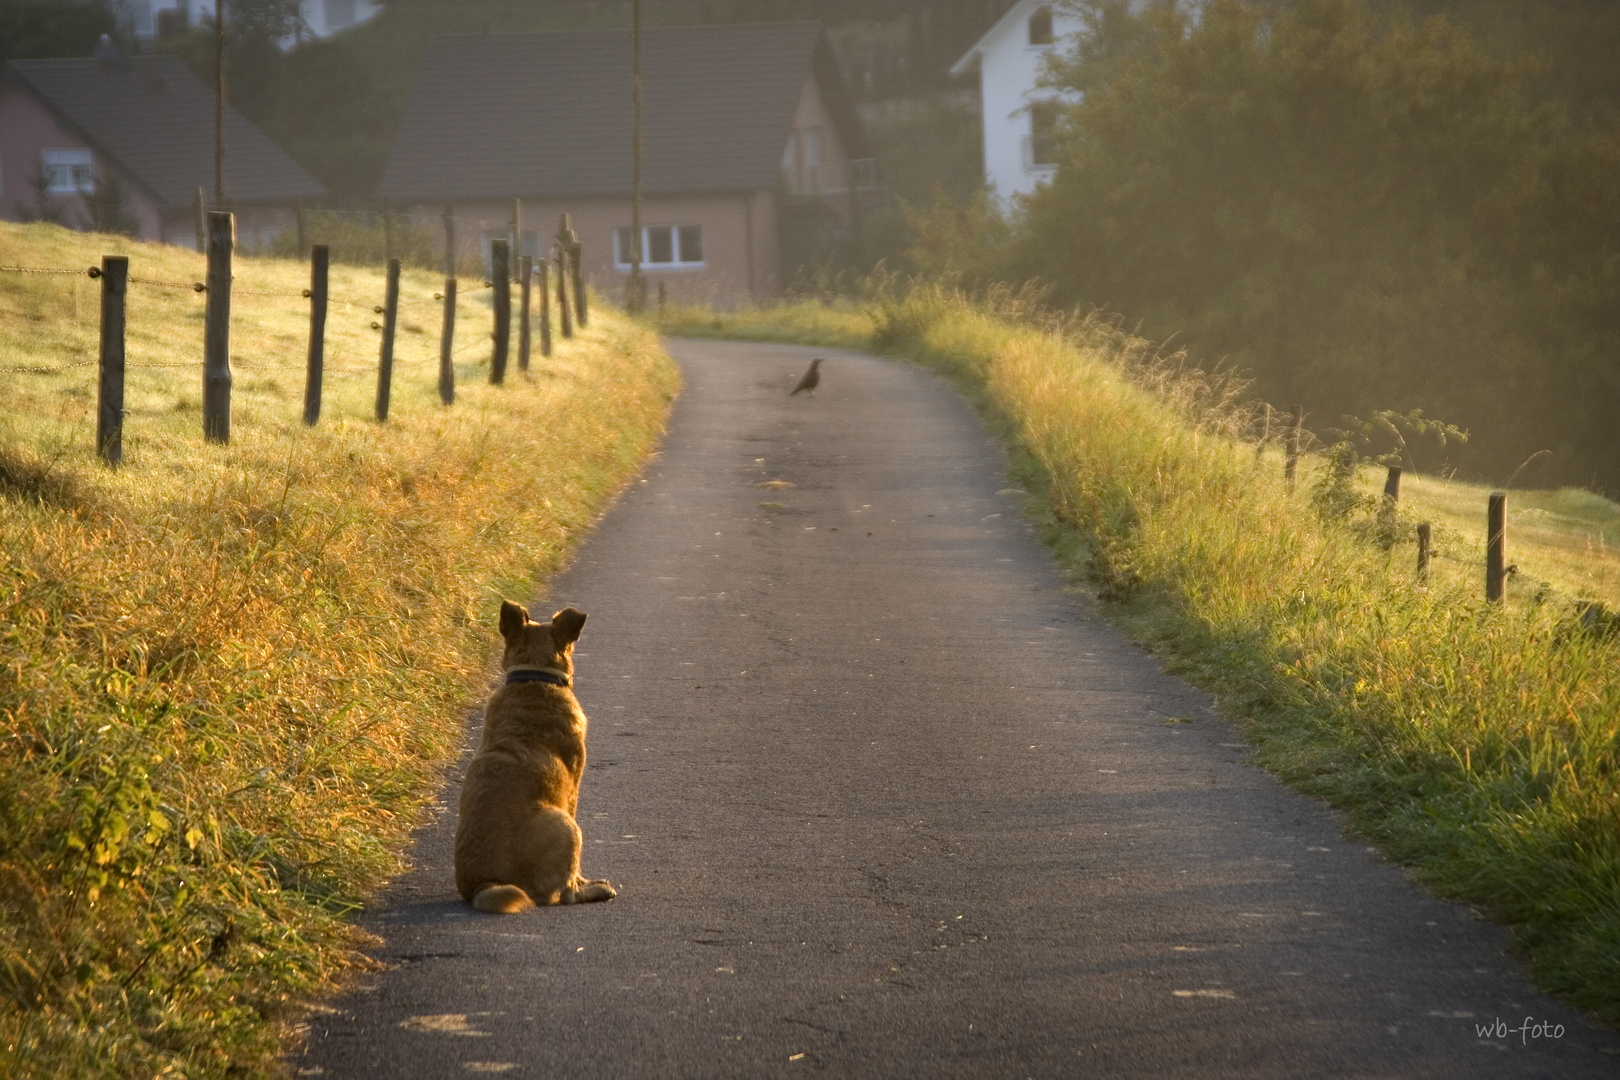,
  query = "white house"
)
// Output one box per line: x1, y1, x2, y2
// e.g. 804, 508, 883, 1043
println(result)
116, 0, 380, 48
950, 0, 1084, 209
